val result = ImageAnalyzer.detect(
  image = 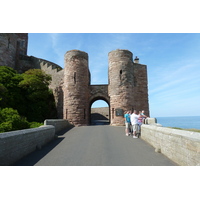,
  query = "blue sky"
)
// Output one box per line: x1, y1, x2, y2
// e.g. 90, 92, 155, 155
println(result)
27, 33, 200, 117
